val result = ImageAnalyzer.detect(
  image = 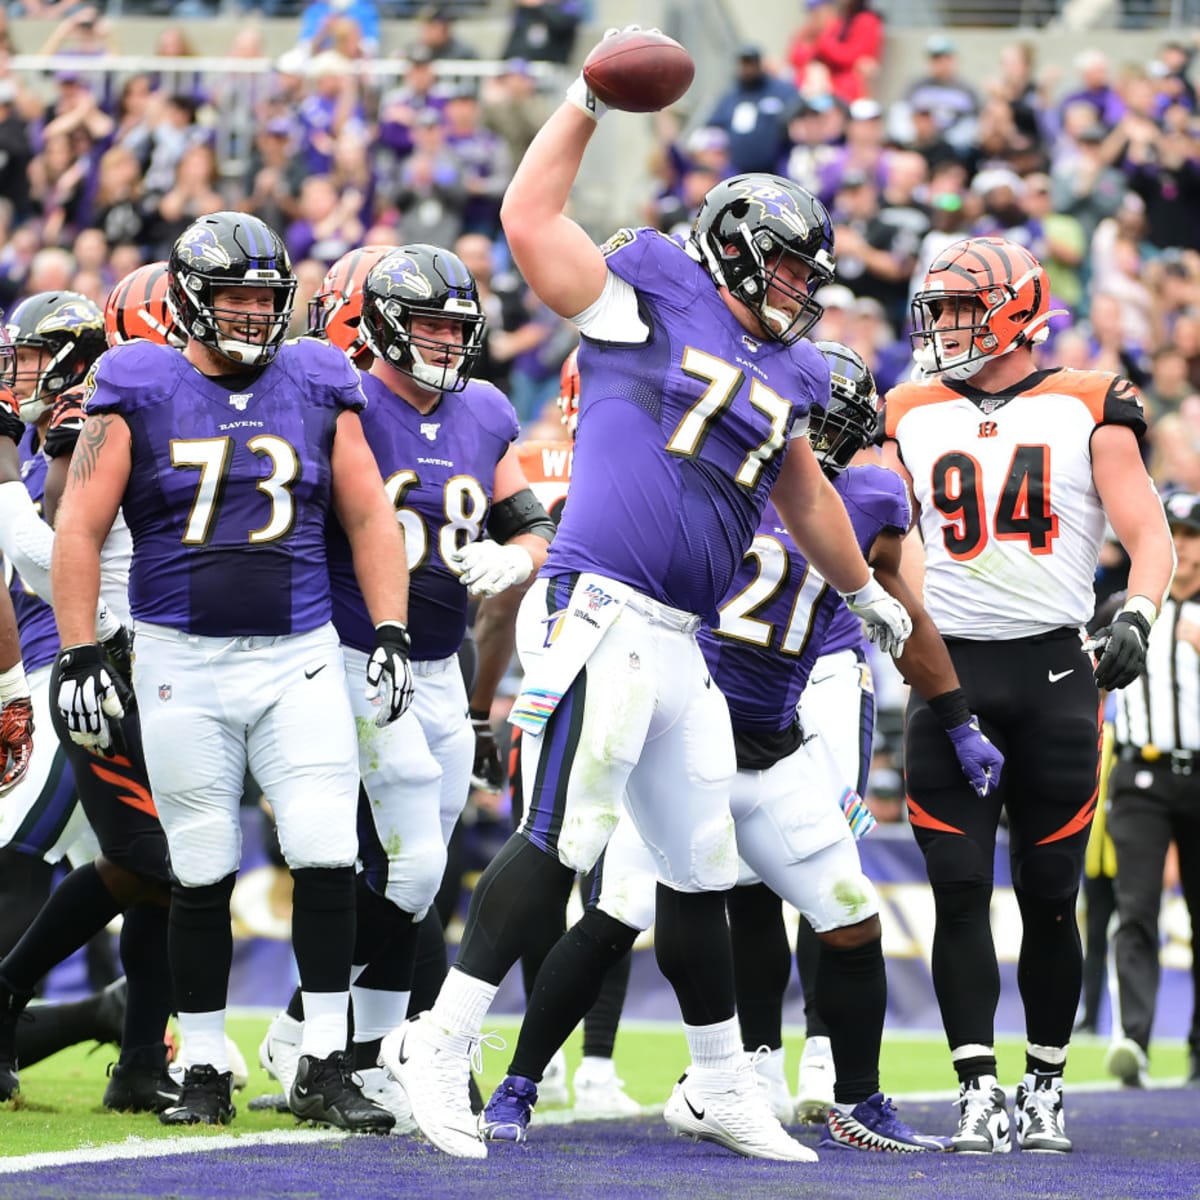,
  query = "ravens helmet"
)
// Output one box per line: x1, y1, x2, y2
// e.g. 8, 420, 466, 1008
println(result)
104, 261, 182, 348
809, 341, 879, 477
360, 244, 485, 393
308, 245, 396, 365
167, 212, 295, 367
690, 174, 835, 344
3, 291, 106, 423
